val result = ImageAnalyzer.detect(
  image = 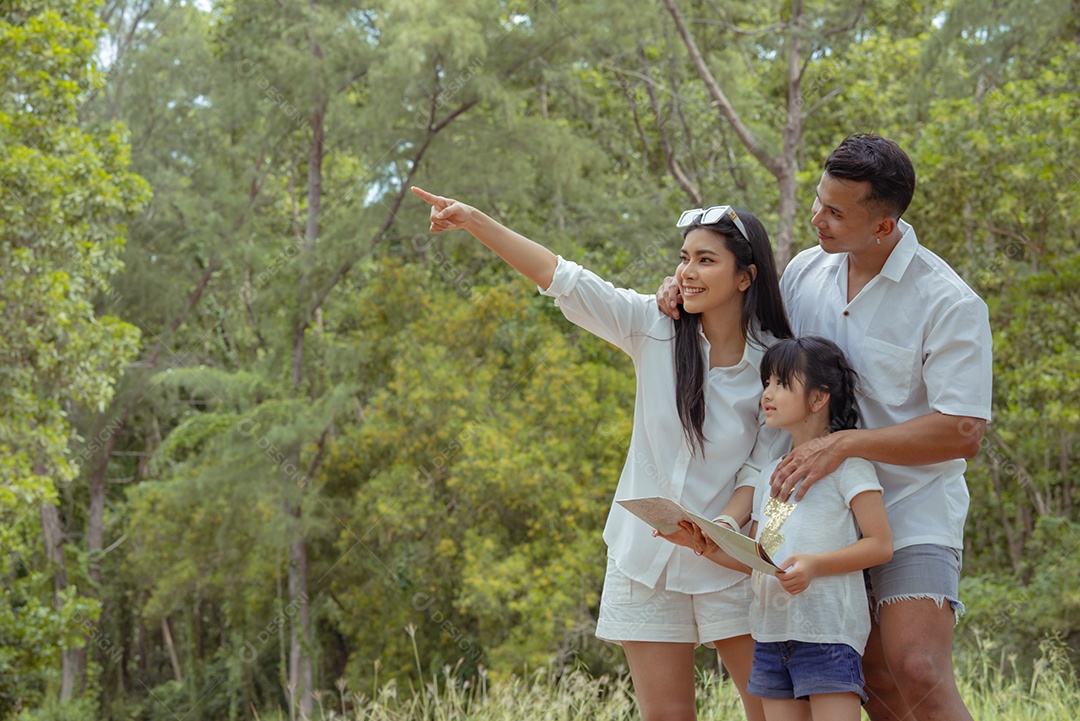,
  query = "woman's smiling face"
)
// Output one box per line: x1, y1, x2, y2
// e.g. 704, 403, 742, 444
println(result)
676, 228, 751, 316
